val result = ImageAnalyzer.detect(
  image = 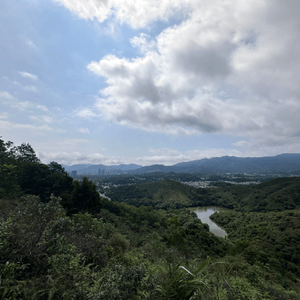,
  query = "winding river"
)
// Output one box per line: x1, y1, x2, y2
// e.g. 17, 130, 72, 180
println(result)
192, 207, 228, 238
